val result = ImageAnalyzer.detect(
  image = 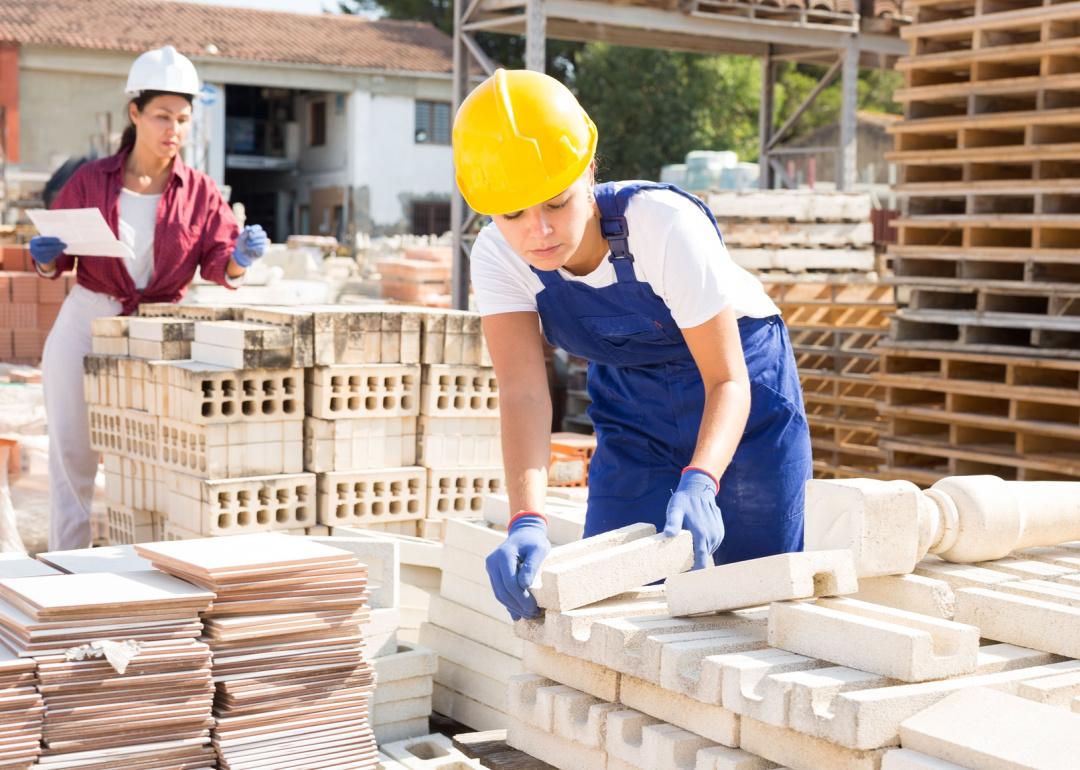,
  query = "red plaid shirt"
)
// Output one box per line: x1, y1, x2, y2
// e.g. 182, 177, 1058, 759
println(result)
44, 149, 240, 315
